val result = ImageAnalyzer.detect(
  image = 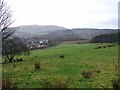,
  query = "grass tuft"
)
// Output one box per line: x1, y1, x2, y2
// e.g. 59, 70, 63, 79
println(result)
13, 63, 16, 68
82, 70, 93, 78
41, 77, 68, 88
34, 61, 41, 70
